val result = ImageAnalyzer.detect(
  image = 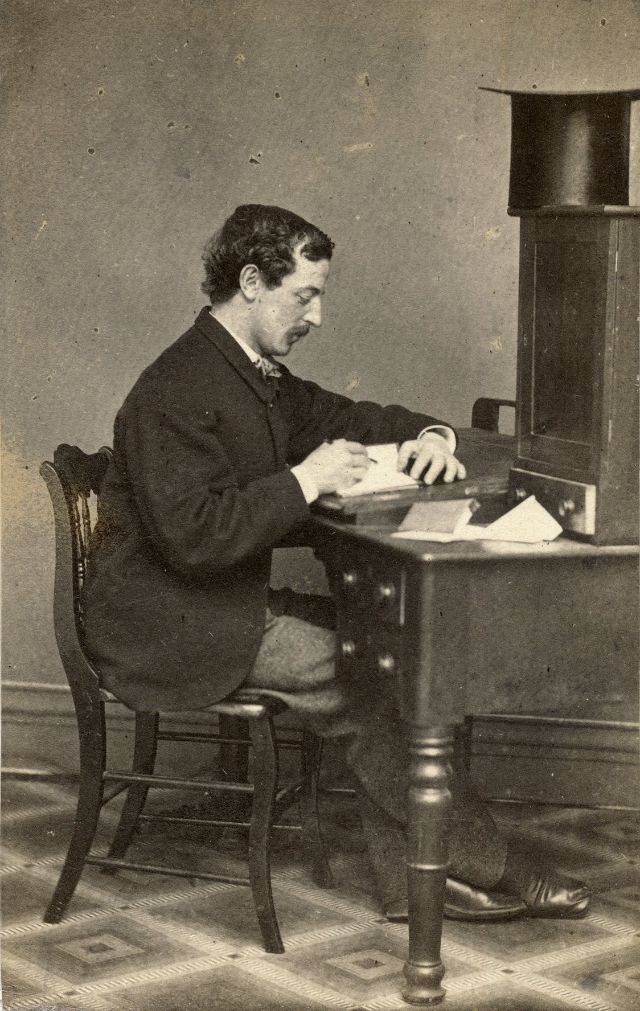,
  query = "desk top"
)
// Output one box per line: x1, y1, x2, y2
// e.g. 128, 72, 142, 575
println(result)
312, 427, 639, 563
312, 515, 639, 565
